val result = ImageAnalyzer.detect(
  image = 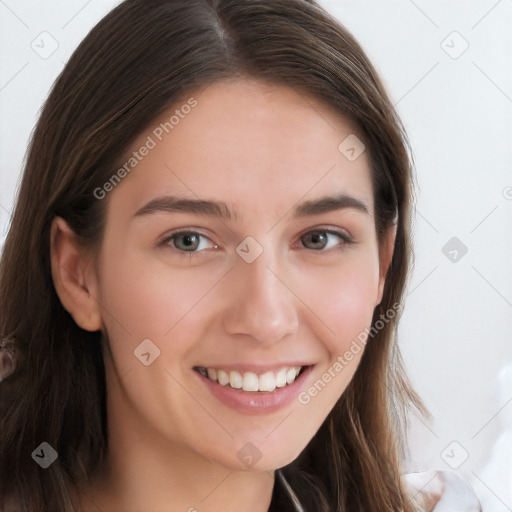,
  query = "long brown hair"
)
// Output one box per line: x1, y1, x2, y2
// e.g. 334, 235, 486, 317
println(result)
0, 1, 422, 510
